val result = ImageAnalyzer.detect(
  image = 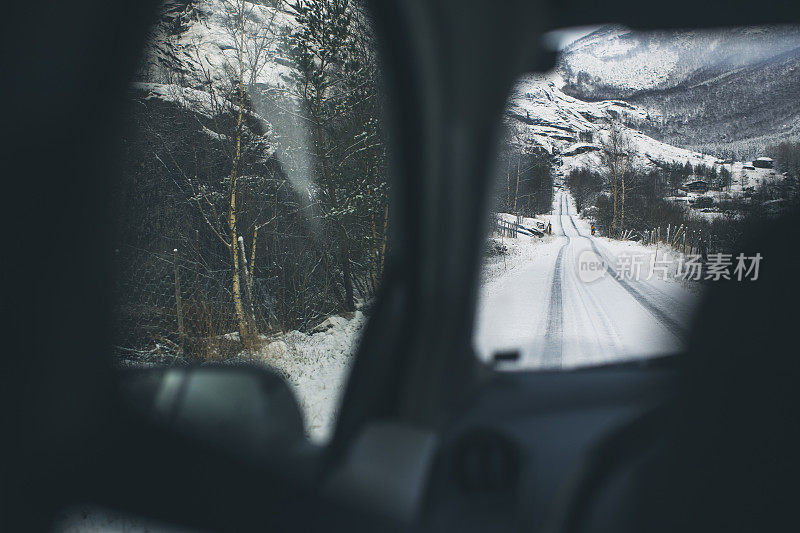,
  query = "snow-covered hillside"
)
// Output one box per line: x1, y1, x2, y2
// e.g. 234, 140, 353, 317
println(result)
506, 75, 719, 176
131, 0, 302, 157
559, 25, 800, 99
139, 0, 296, 92
556, 25, 800, 155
